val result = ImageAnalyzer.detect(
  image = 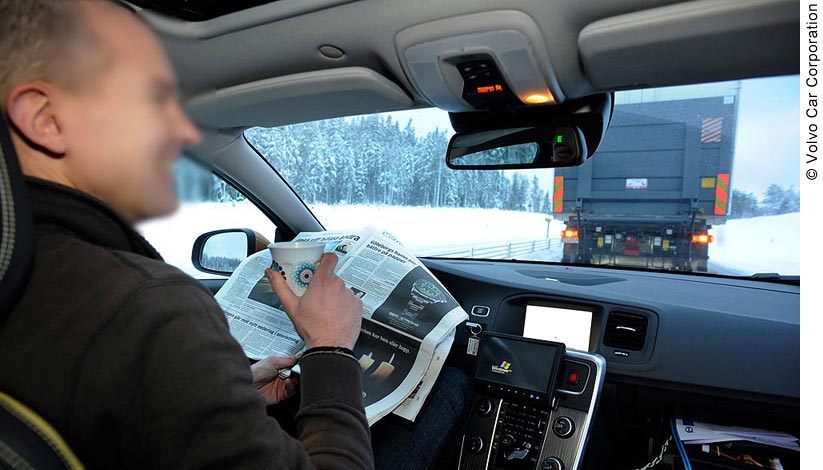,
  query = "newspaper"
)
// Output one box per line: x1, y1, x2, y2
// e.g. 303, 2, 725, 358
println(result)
215, 227, 468, 424
675, 419, 799, 451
